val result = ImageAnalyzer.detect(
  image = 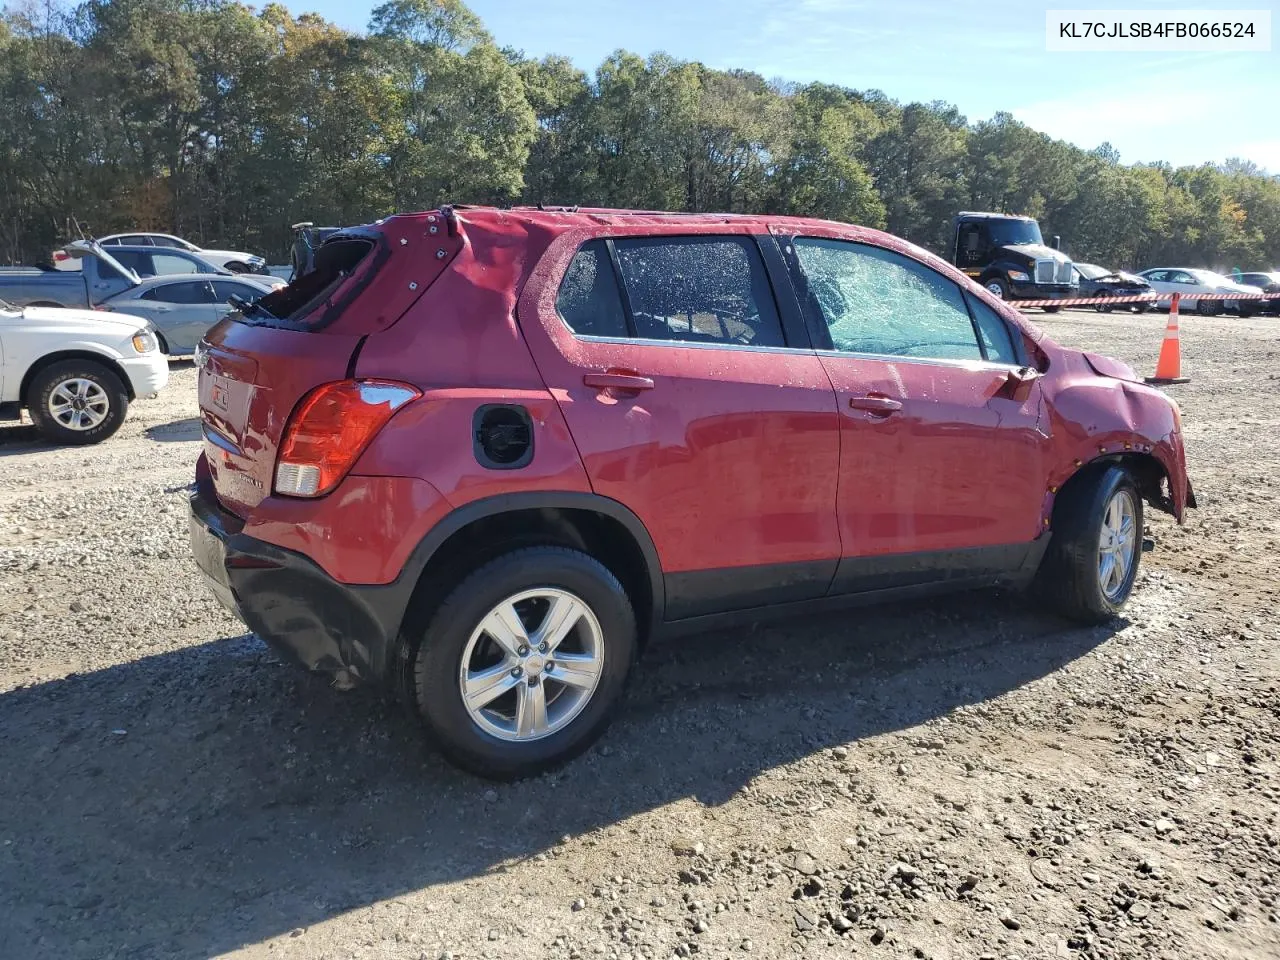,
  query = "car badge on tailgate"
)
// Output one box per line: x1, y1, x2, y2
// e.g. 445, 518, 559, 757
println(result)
210, 377, 230, 412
